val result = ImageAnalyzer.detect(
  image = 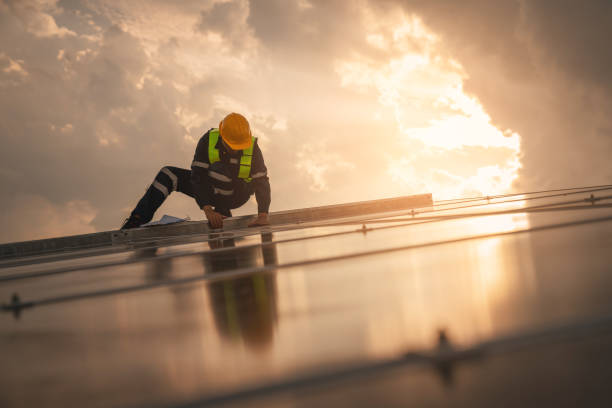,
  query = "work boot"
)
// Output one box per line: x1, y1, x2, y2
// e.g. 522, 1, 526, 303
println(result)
120, 214, 143, 230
